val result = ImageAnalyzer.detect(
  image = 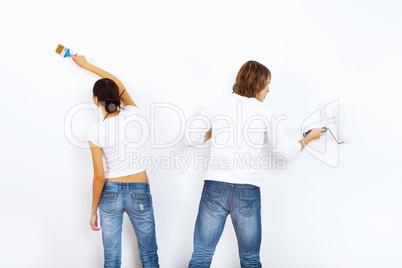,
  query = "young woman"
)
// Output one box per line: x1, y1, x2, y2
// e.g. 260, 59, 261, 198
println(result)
71, 54, 159, 268
186, 60, 326, 268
